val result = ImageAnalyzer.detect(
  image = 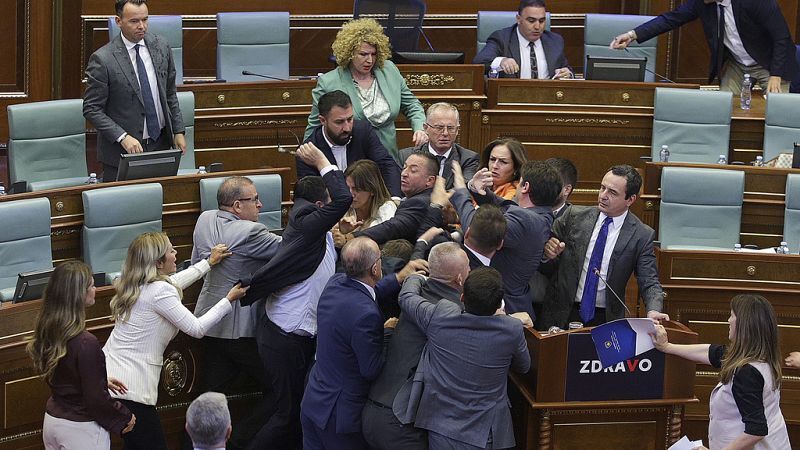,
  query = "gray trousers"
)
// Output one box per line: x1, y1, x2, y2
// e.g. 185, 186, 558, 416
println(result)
362, 400, 427, 450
